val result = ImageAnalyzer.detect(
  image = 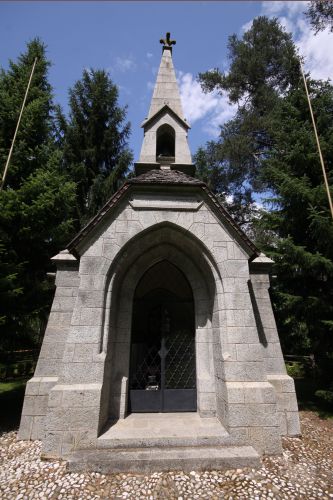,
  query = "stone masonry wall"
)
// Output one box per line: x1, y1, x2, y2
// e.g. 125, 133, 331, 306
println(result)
18, 258, 79, 441
20, 186, 300, 457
